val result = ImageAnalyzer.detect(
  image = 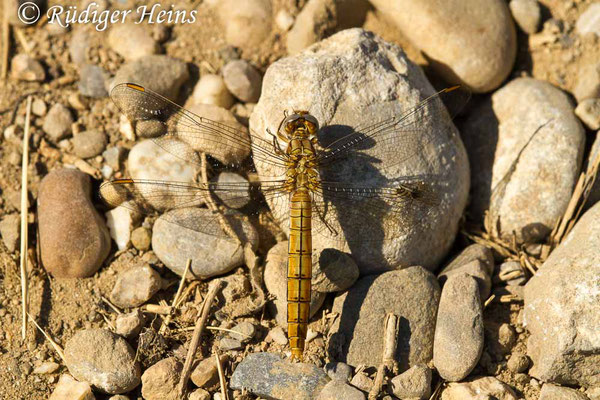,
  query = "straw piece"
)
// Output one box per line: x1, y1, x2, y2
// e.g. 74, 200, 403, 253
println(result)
20, 95, 32, 340
28, 313, 65, 362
